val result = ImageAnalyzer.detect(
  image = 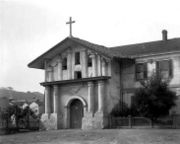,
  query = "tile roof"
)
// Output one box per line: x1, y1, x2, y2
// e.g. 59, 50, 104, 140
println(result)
110, 38, 180, 58
70, 37, 129, 58
28, 37, 129, 69
28, 36, 180, 69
